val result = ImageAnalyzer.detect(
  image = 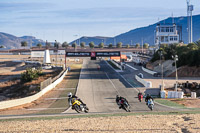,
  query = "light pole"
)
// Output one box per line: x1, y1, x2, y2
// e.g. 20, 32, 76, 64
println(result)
55, 40, 58, 67
172, 55, 178, 91
159, 51, 164, 91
